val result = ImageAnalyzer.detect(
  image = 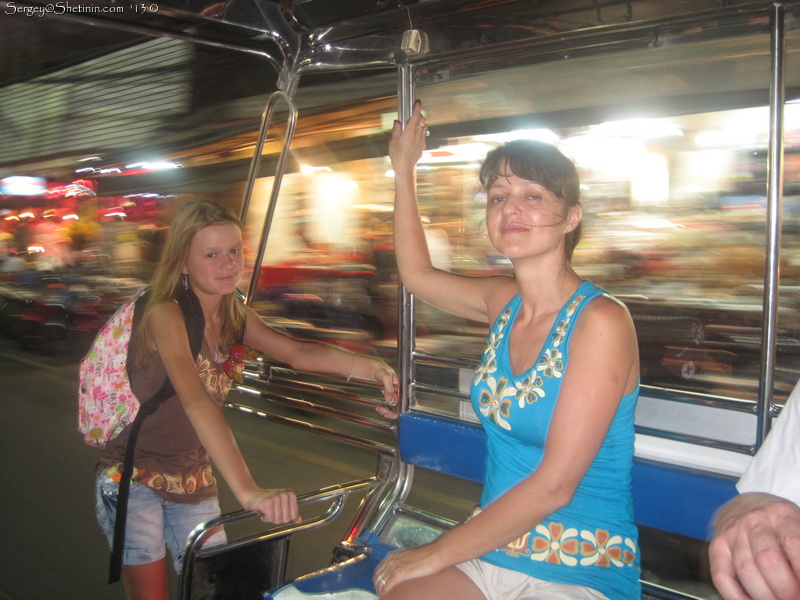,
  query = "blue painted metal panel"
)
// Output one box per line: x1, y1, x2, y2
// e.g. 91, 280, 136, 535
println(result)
264, 553, 380, 598
398, 412, 487, 482
398, 411, 739, 540
631, 460, 738, 541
